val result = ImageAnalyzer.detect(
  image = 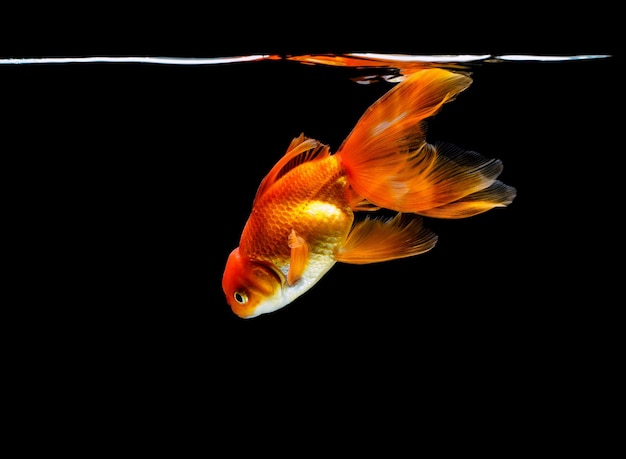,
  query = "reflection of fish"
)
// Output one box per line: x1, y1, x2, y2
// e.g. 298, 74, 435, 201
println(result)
222, 68, 516, 318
